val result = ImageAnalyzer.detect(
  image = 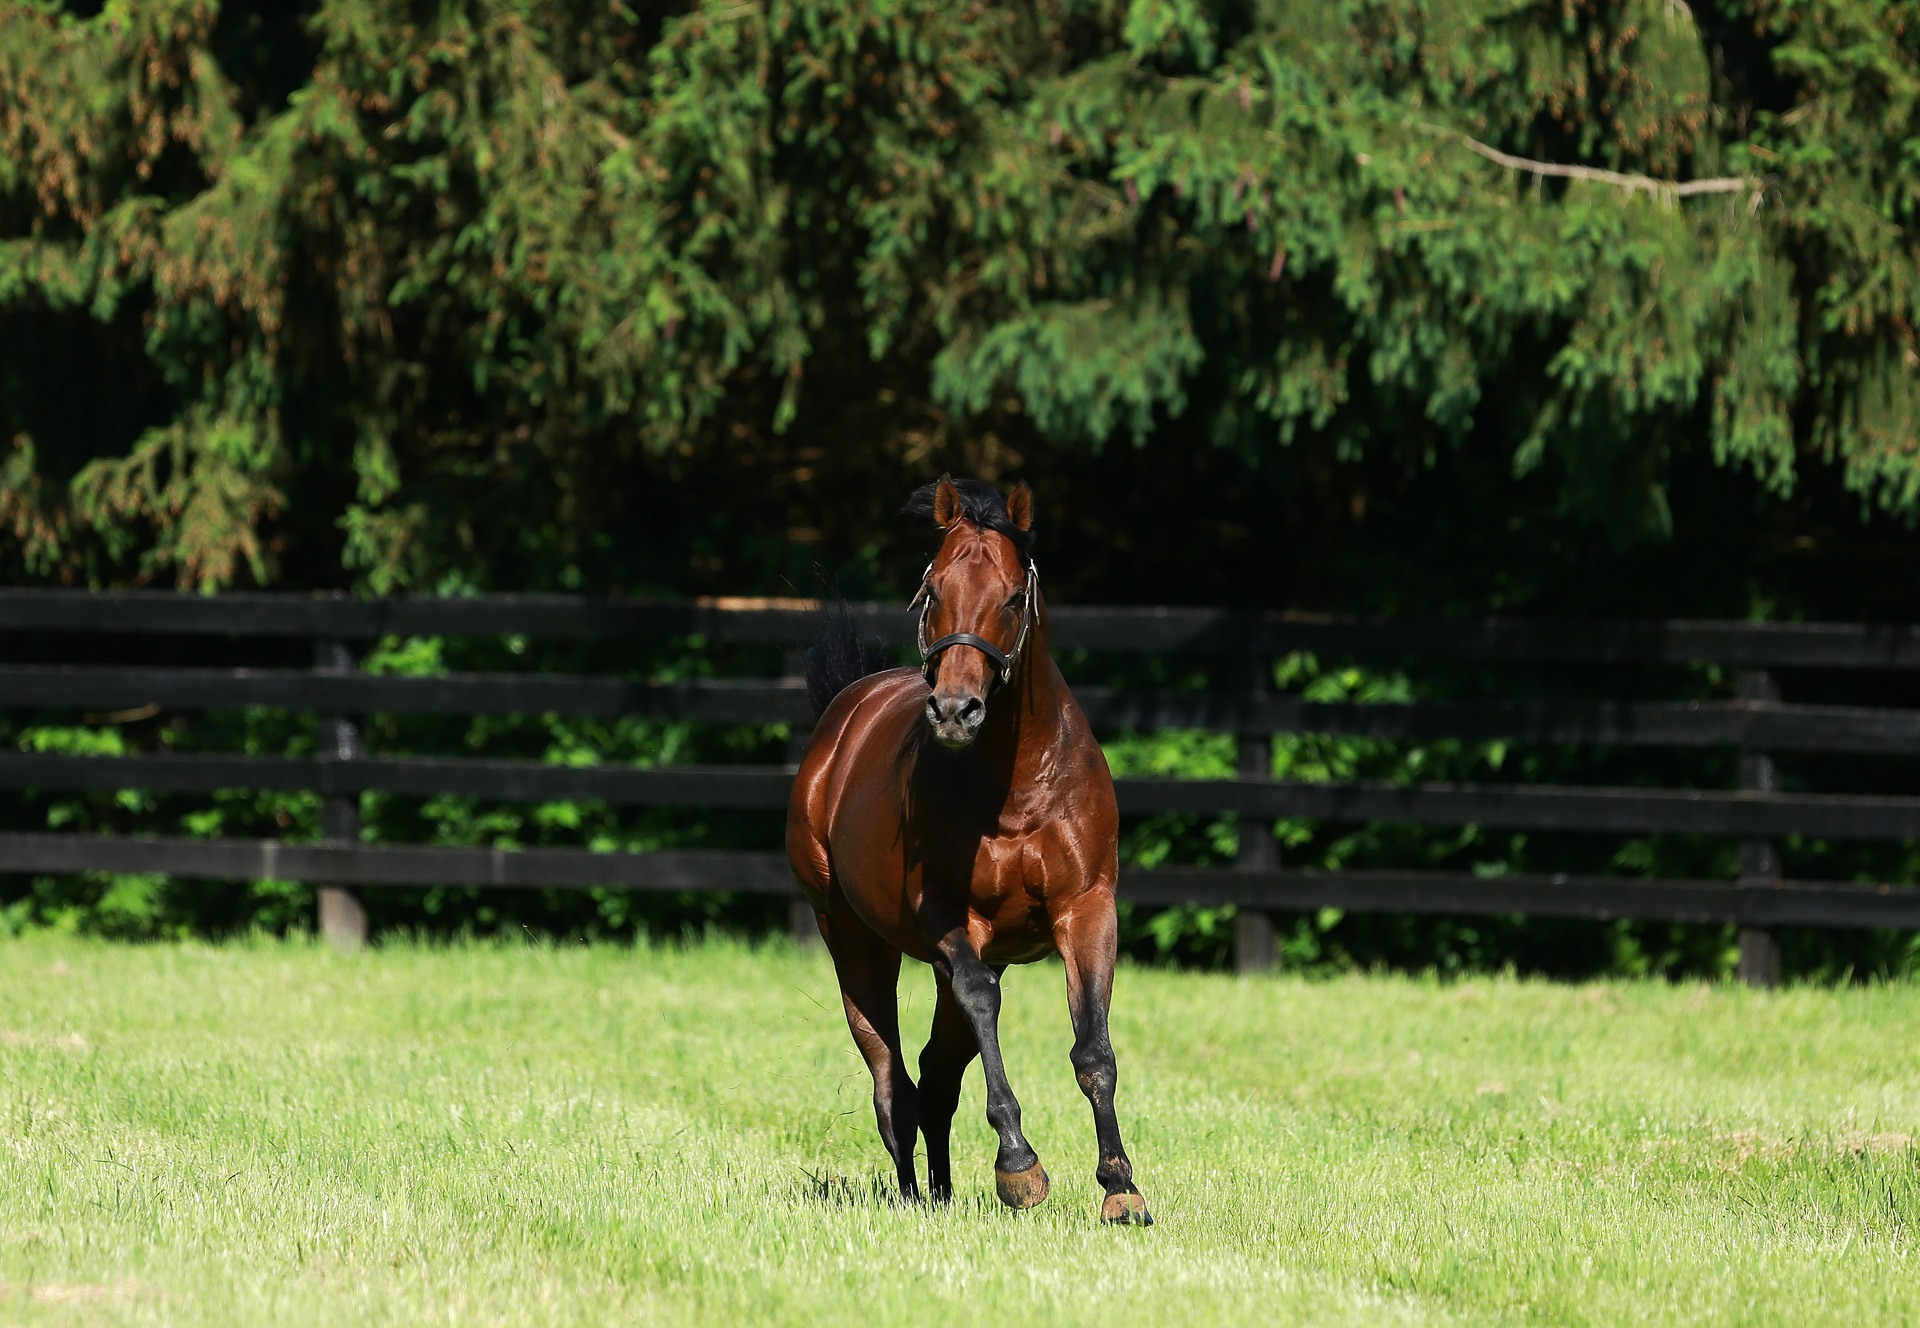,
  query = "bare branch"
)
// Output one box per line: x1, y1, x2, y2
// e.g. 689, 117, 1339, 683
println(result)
1413, 123, 1754, 201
